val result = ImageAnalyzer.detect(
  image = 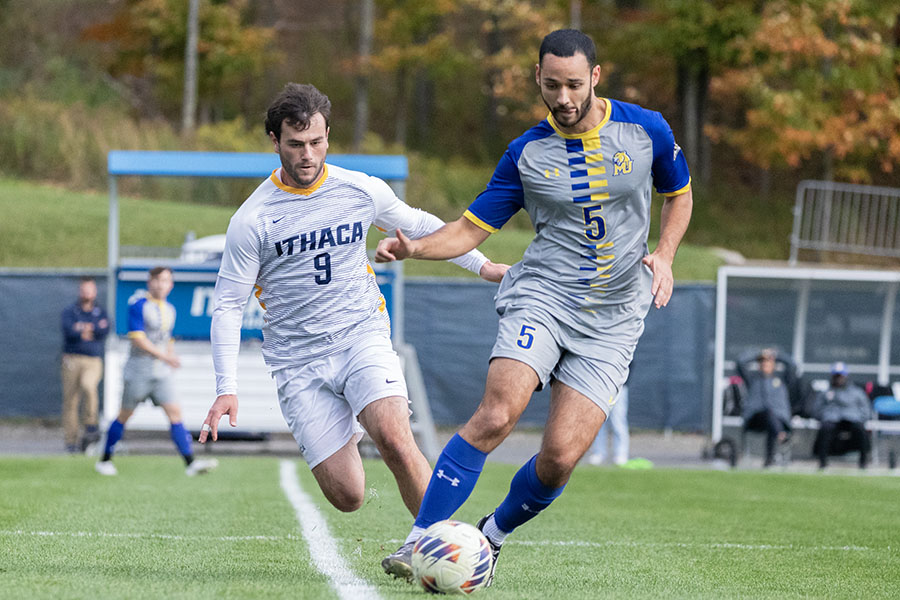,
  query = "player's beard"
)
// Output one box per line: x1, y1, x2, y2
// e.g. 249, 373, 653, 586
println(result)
283, 159, 324, 188
547, 94, 593, 129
